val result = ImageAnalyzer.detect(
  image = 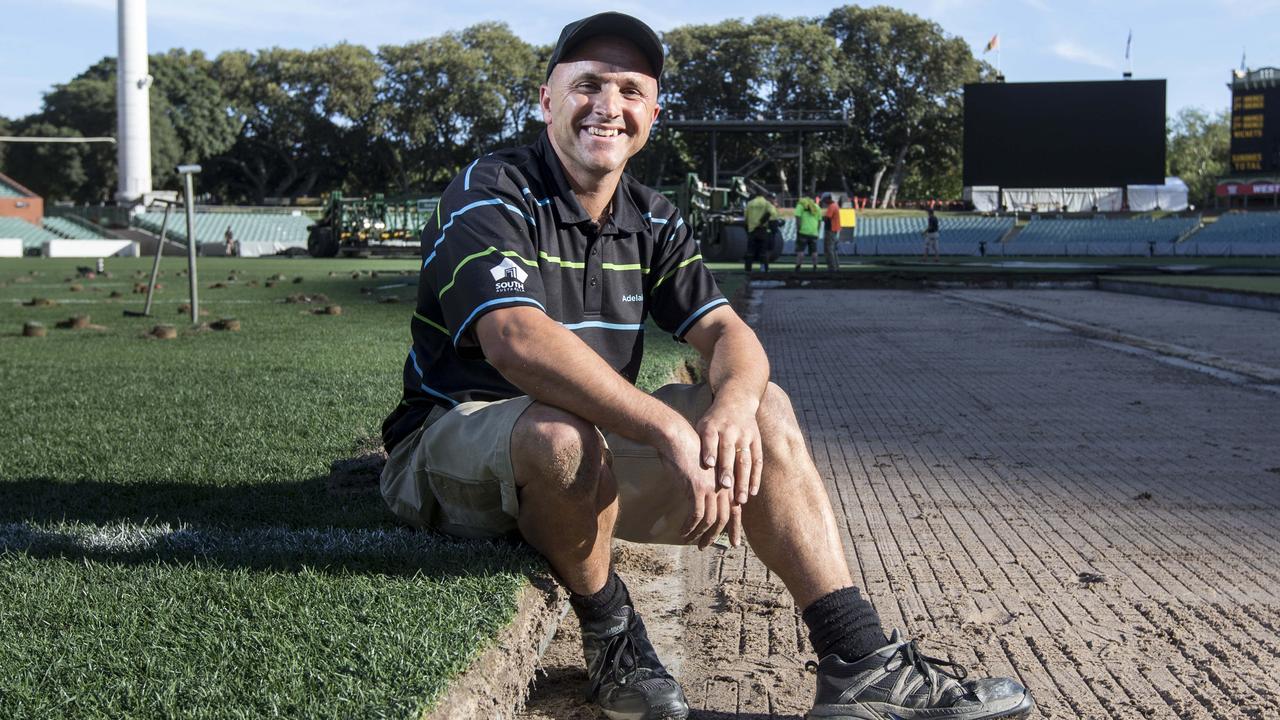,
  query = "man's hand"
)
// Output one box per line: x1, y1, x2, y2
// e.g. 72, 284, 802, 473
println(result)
696, 398, 763, 508
659, 424, 737, 550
